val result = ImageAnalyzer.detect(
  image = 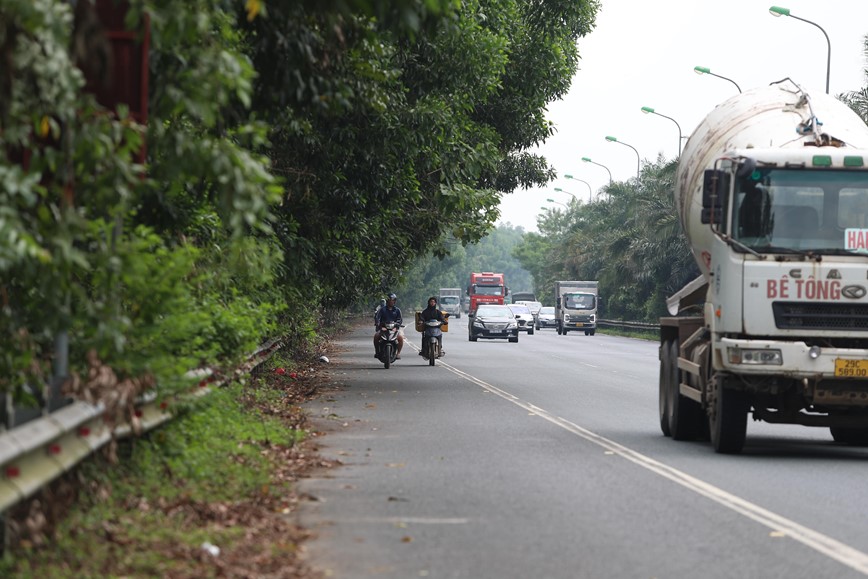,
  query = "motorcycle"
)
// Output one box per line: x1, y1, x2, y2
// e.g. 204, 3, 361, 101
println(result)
421, 319, 445, 366
376, 322, 402, 369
